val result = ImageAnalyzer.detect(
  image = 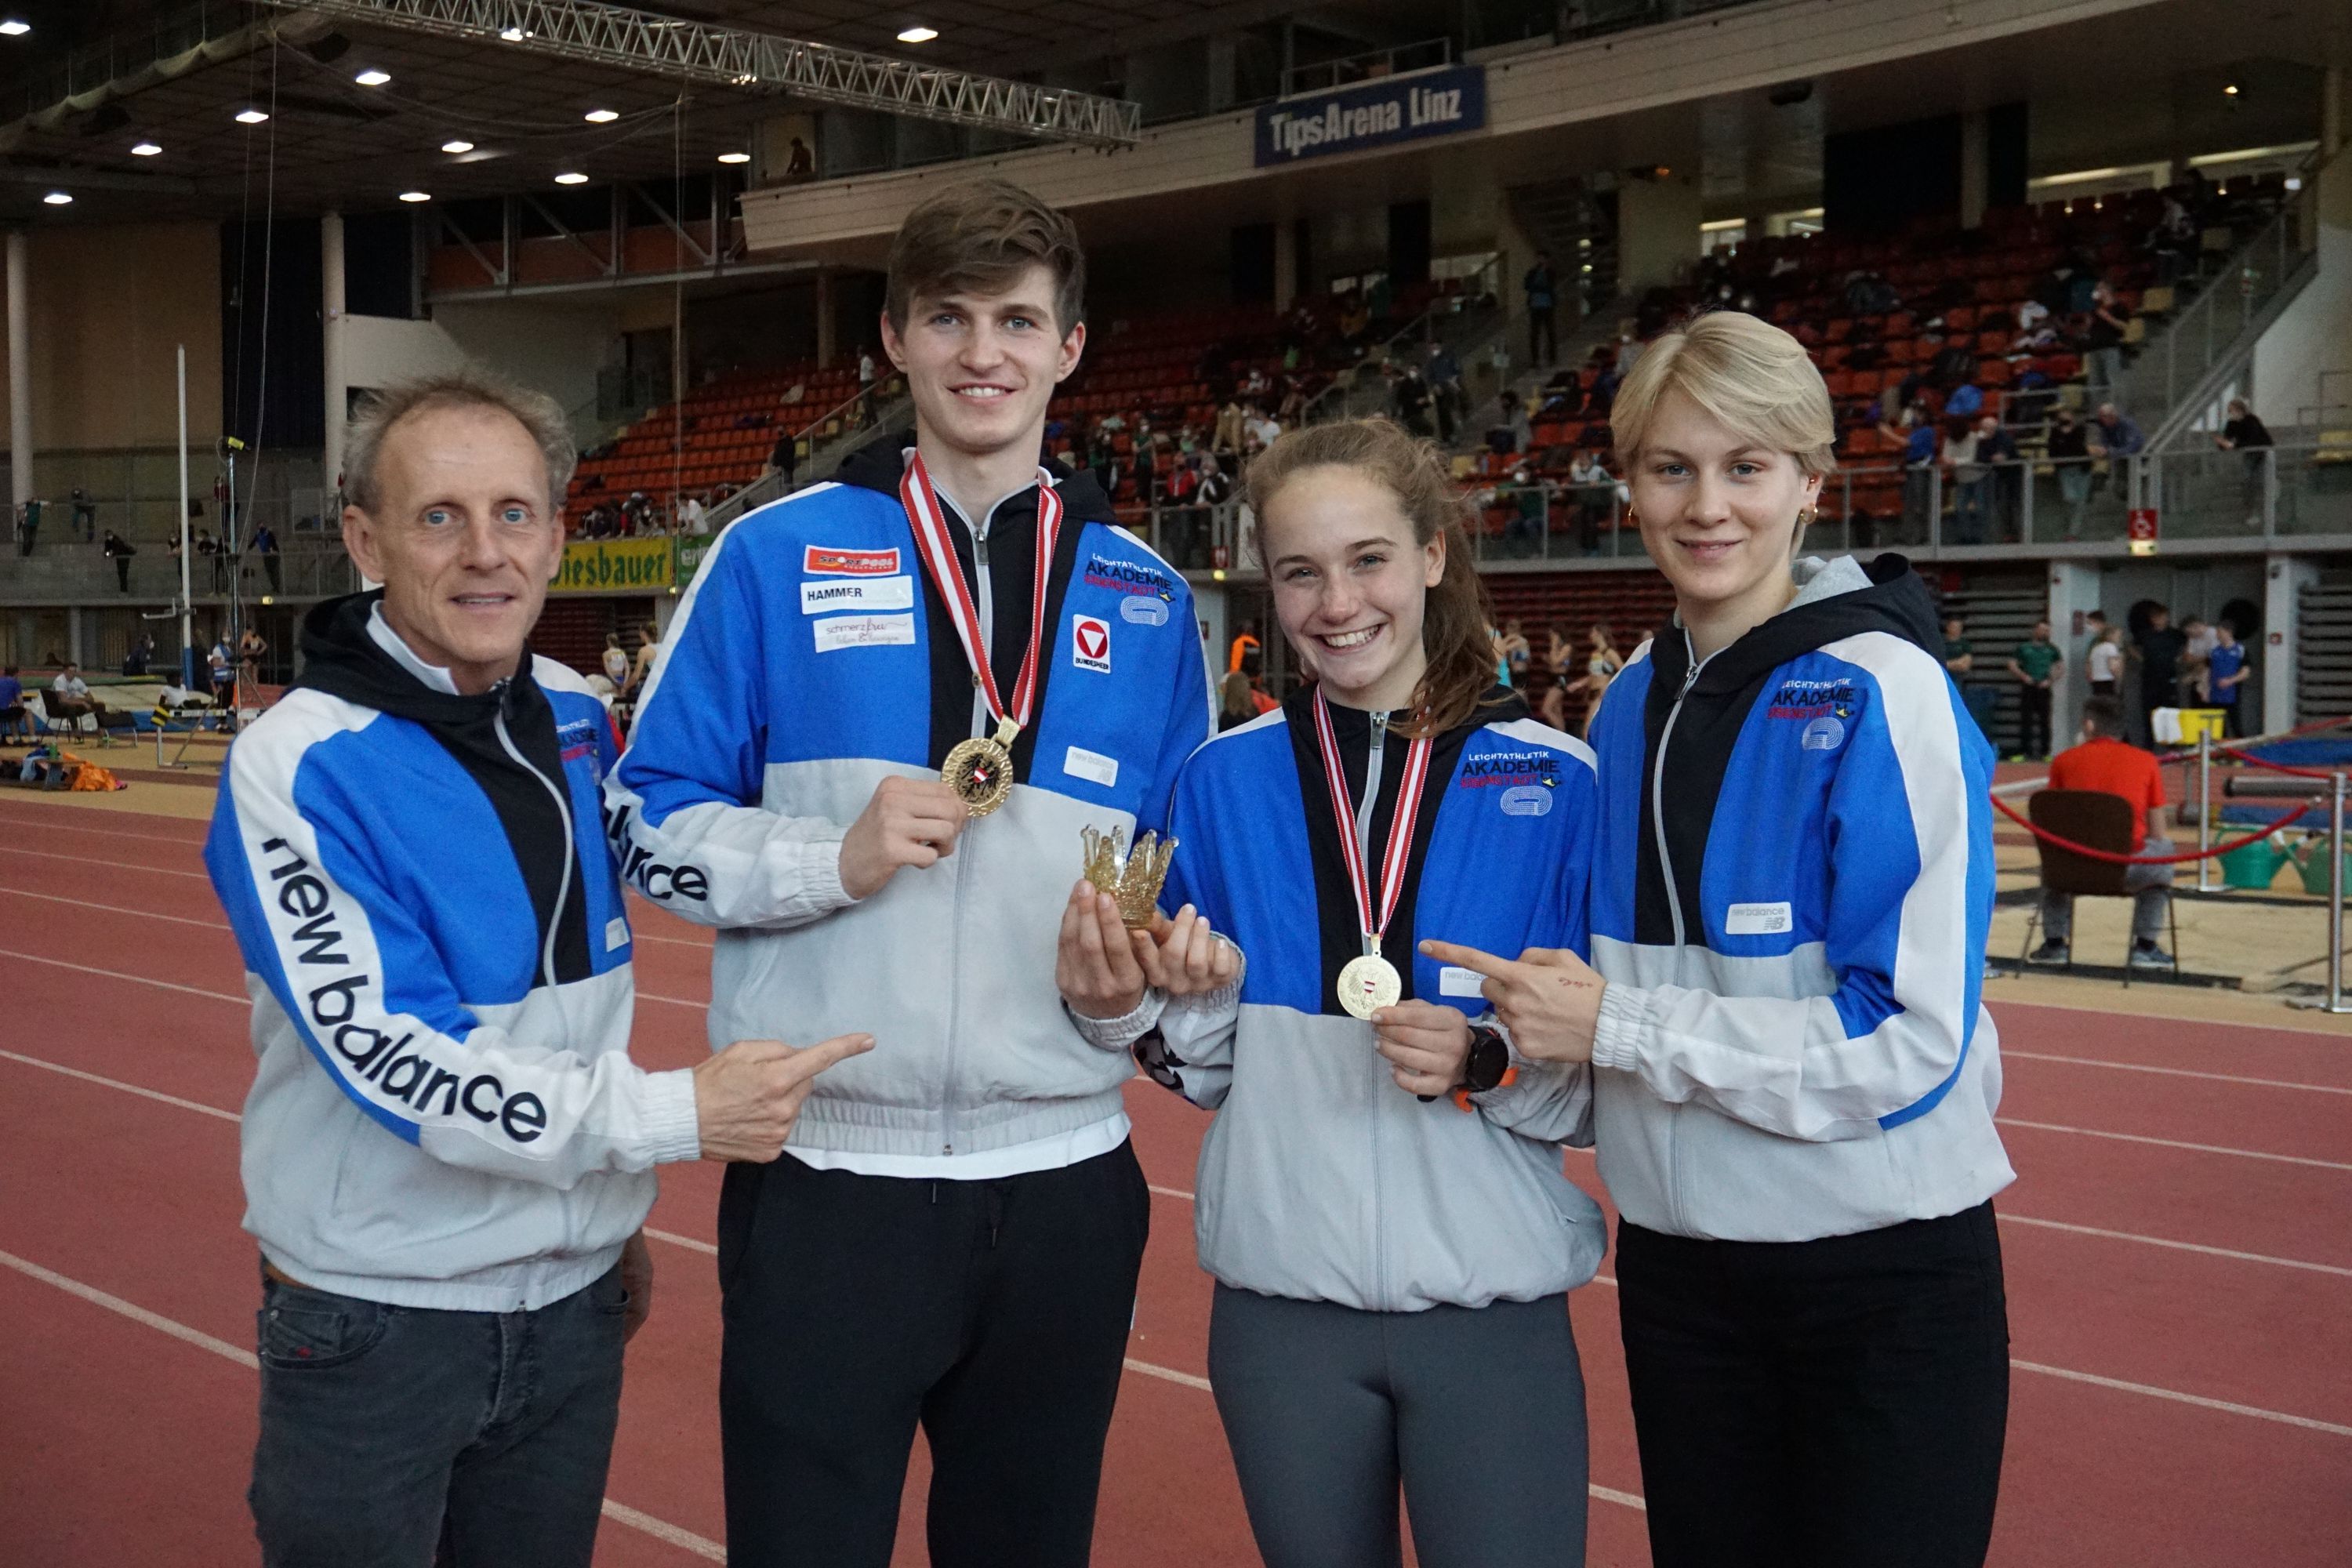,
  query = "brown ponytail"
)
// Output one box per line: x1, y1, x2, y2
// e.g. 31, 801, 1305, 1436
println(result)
1243, 418, 1498, 739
